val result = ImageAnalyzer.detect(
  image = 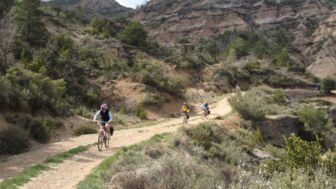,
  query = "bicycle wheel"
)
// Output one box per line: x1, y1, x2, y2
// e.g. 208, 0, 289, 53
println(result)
183, 115, 188, 126
104, 129, 110, 148
97, 130, 104, 151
